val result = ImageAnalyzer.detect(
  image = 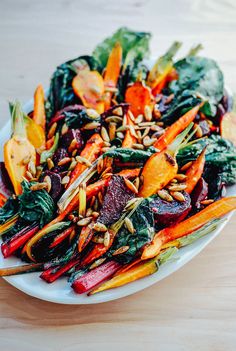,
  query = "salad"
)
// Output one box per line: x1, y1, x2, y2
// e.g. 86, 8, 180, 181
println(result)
0, 27, 236, 296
